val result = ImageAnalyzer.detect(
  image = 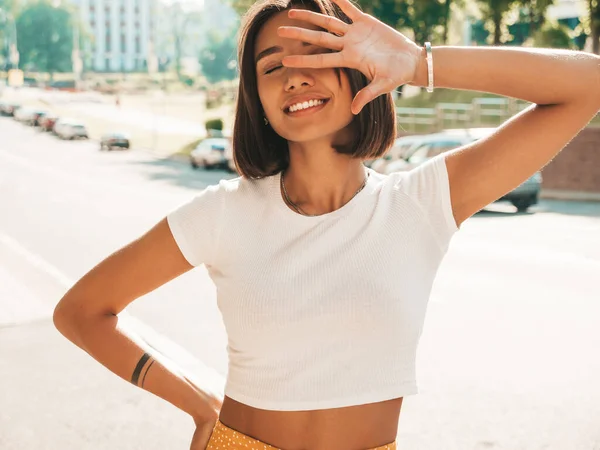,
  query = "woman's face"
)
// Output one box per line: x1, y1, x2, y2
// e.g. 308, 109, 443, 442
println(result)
254, 9, 355, 145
